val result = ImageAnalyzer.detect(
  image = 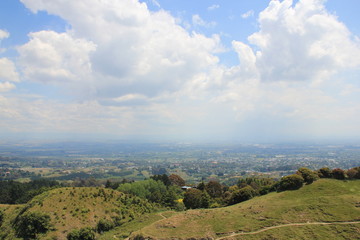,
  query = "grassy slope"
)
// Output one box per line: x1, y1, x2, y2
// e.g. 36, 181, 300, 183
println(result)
131, 179, 360, 239
0, 187, 155, 240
